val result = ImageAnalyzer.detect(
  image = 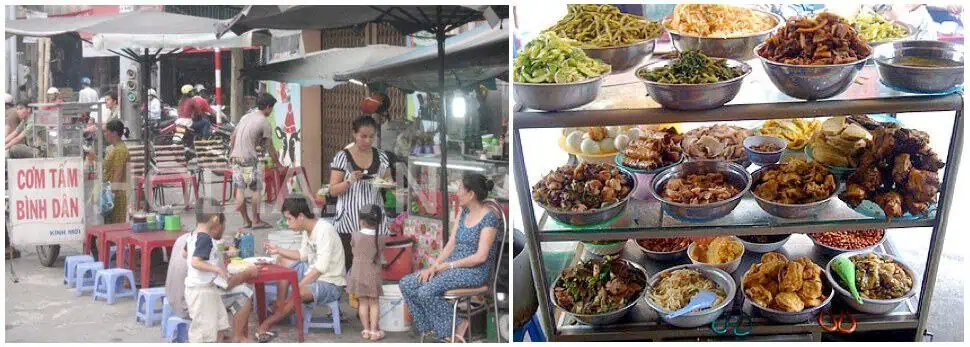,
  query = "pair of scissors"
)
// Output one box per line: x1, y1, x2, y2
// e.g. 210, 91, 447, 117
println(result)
711, 312, 752, 336
817, 309, 857, 334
